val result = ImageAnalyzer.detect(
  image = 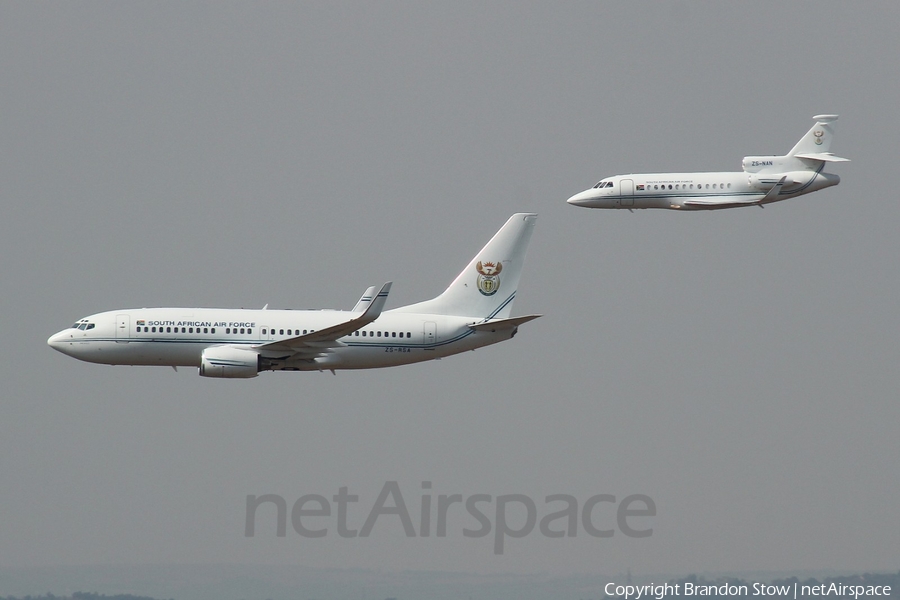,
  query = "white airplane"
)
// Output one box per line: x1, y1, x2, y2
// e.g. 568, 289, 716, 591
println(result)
567, 115, 849, 210
48, 214, 539, 378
